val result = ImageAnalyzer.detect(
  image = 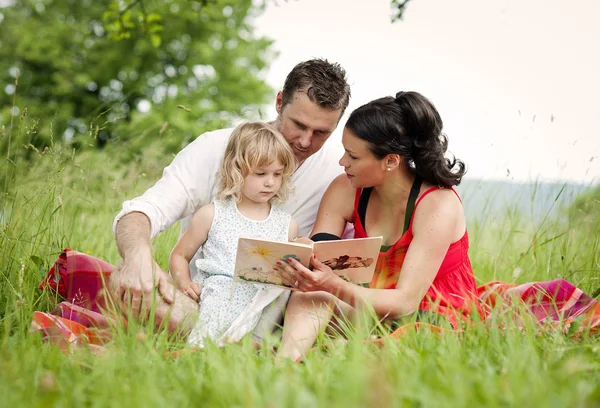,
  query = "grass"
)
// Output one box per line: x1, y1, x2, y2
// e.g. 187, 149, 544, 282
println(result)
1, 126, 600, 407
